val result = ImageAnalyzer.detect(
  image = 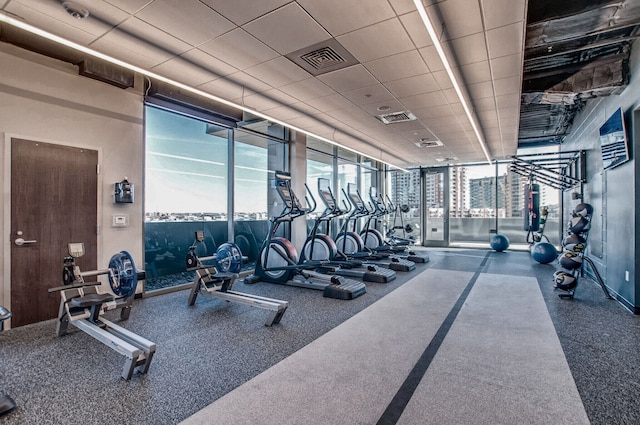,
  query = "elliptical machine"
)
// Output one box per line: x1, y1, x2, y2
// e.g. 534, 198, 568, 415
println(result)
0, 305, 16, 416
300, 178, 396, 283
250, 171, 367, 300
338, 183, 416, 272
